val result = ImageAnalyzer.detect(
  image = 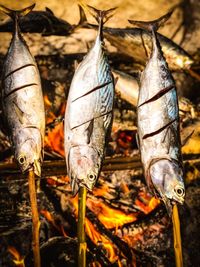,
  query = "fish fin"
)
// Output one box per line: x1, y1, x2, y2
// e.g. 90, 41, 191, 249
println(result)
13, 102, 25, 124
86, 5, 117, 25
45, 7, 54, 15
181, 130, 194, 147
78, 4, 87, 25
85, 119, 94, 144
79, 2, 117, 27
128, 8, 174, 32
0, 3, 35, 20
